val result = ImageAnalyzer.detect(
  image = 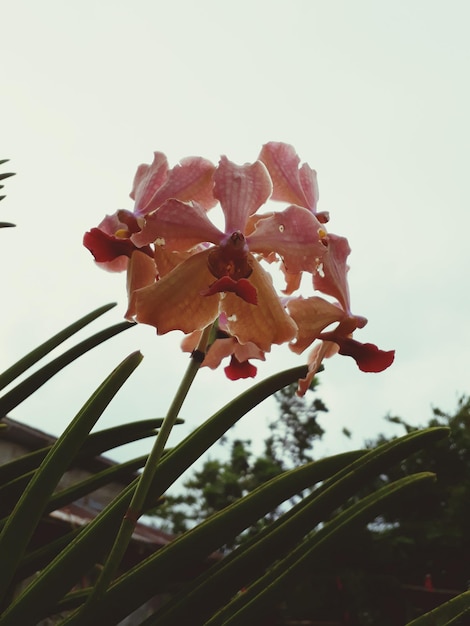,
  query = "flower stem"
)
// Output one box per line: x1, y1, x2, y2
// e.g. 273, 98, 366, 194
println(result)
73, 325, 212, 622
